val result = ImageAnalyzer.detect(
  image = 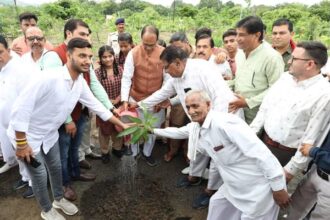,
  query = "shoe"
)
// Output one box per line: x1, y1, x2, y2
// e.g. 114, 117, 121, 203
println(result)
192, 192, 211, 209
0, 162, 18, 174
13, 179, 29, 190
22, 186, 34, 199
202, 168, 209, 179
41, 207, 65, 220
101, 153, 110, 164
141, 153, 158, 167
79, 159, 91, 169
112, 149, 123, 158
181, 166, 190, 175
134, 152, 141, 160
71, 172, 96, 182
53, 198, 79, 215
177, 176, 201, 188
86, 151, 101, 160
63, 185, 77, 201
